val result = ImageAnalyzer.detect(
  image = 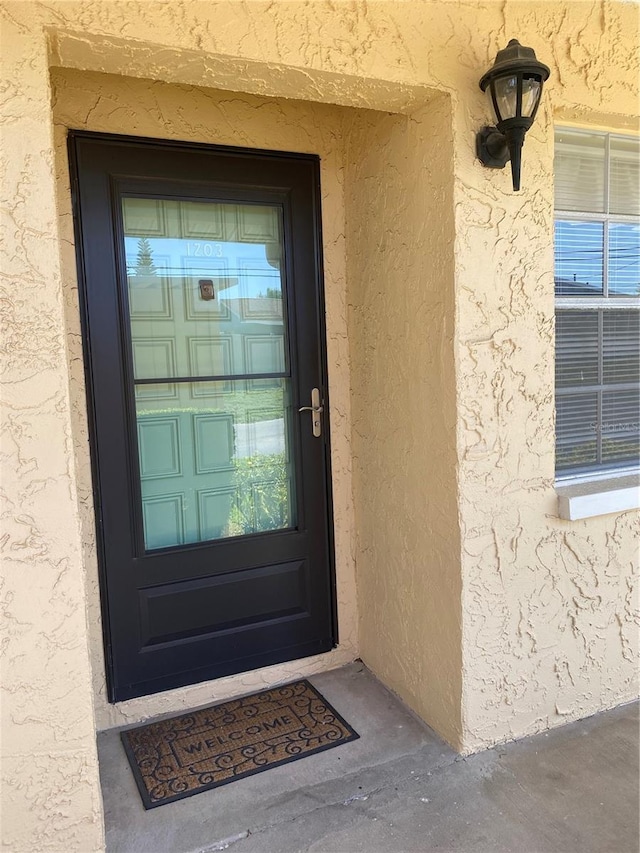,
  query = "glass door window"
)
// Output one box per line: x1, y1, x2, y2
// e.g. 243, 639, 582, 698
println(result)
123, 197, 296, 549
